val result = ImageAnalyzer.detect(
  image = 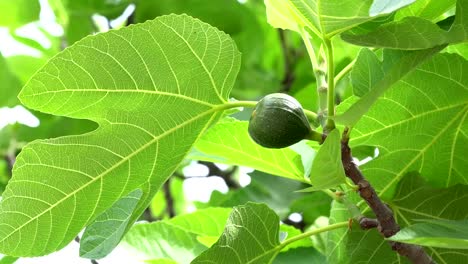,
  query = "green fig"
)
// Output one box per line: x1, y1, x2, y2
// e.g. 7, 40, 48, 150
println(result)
248, 93, 313, 148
